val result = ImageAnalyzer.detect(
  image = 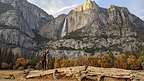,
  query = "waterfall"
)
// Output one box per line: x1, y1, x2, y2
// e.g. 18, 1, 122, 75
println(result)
61, 18, 67, 37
